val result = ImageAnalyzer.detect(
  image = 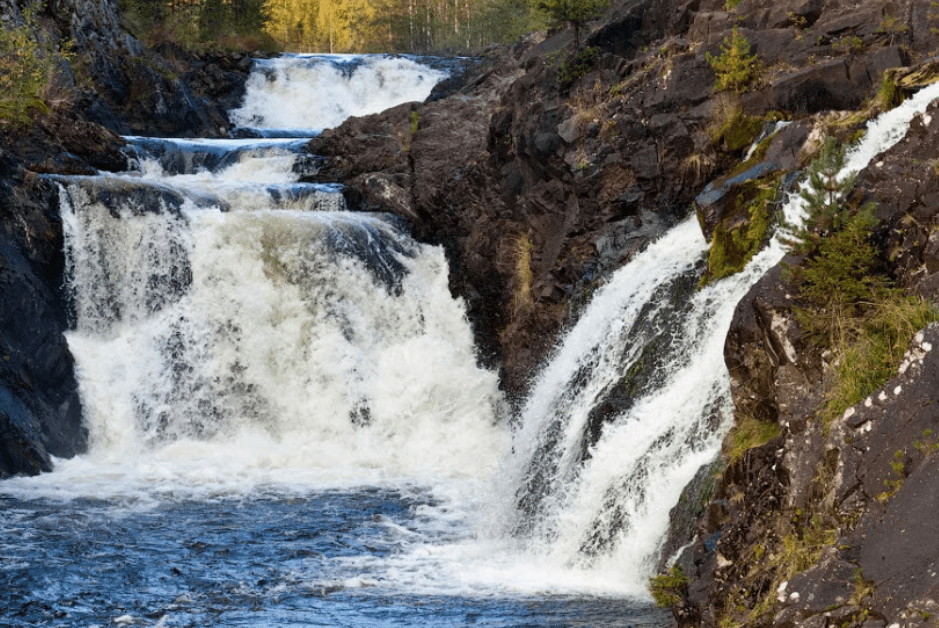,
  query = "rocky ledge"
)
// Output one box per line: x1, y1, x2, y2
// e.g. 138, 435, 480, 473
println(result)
668, 92, 939, 628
